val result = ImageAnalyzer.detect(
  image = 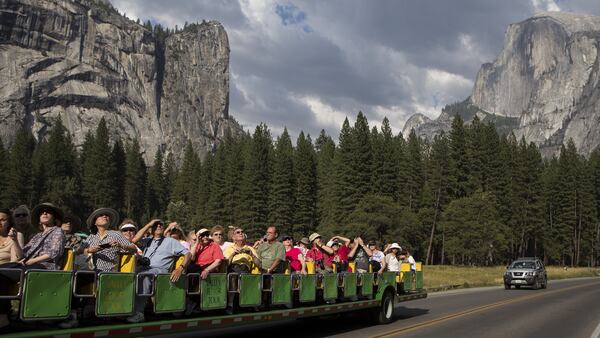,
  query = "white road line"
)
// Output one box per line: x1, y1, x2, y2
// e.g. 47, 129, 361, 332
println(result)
590, 320, 600, 338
